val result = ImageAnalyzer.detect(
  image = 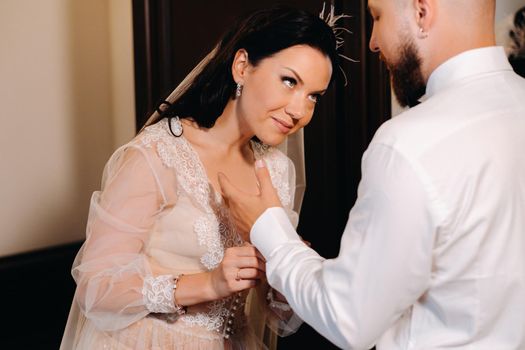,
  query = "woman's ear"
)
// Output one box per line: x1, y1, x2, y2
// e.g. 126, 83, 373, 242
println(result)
231, 49, 250, 84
